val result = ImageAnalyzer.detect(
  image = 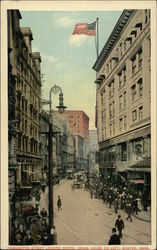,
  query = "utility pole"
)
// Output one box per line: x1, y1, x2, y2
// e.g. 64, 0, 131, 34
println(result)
48, 121, 54, 244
